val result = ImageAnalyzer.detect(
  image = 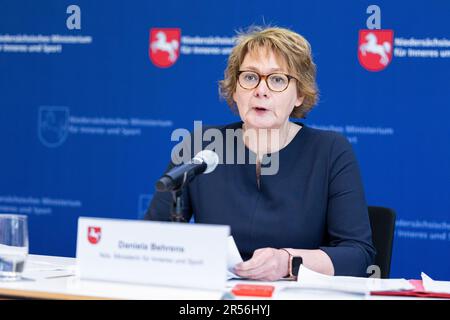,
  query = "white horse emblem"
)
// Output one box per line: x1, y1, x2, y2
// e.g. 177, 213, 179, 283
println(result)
359, 32, 392, 66
88, 227, 101, 244
151, 31, 179, 62
89, 228, 100, 241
